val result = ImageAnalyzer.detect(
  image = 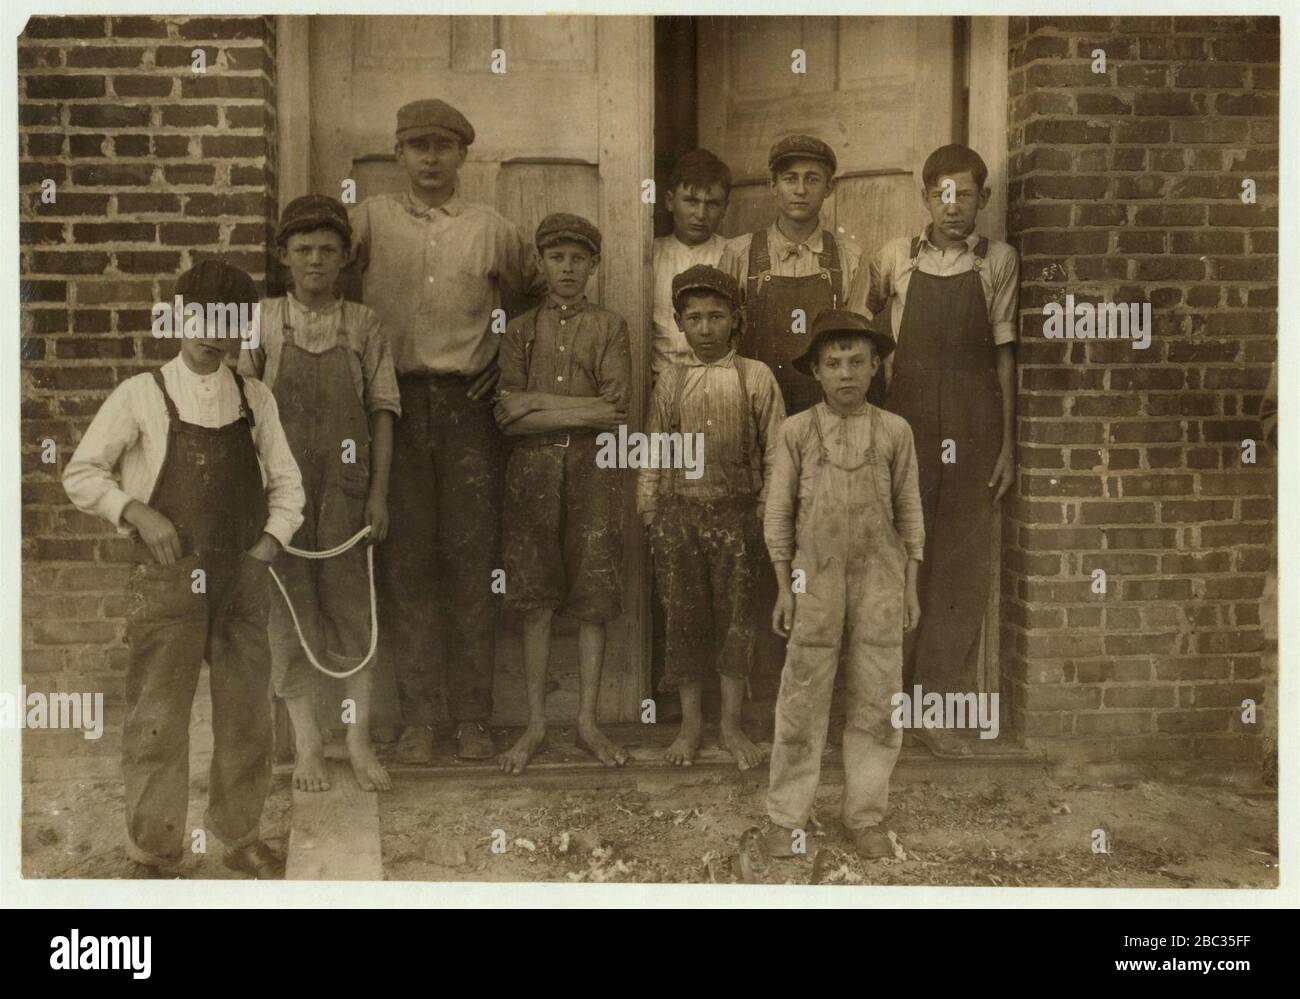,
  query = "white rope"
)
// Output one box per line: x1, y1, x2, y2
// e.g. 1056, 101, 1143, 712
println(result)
267, 525, 377, 679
